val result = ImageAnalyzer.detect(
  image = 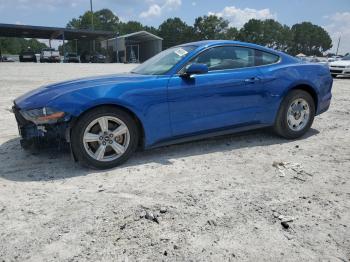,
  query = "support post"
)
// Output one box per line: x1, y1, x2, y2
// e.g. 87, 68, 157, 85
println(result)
90, 0, 95, 52
115, 33, 120, 63
62, 31, 66, 62
106, 39, 109, 63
